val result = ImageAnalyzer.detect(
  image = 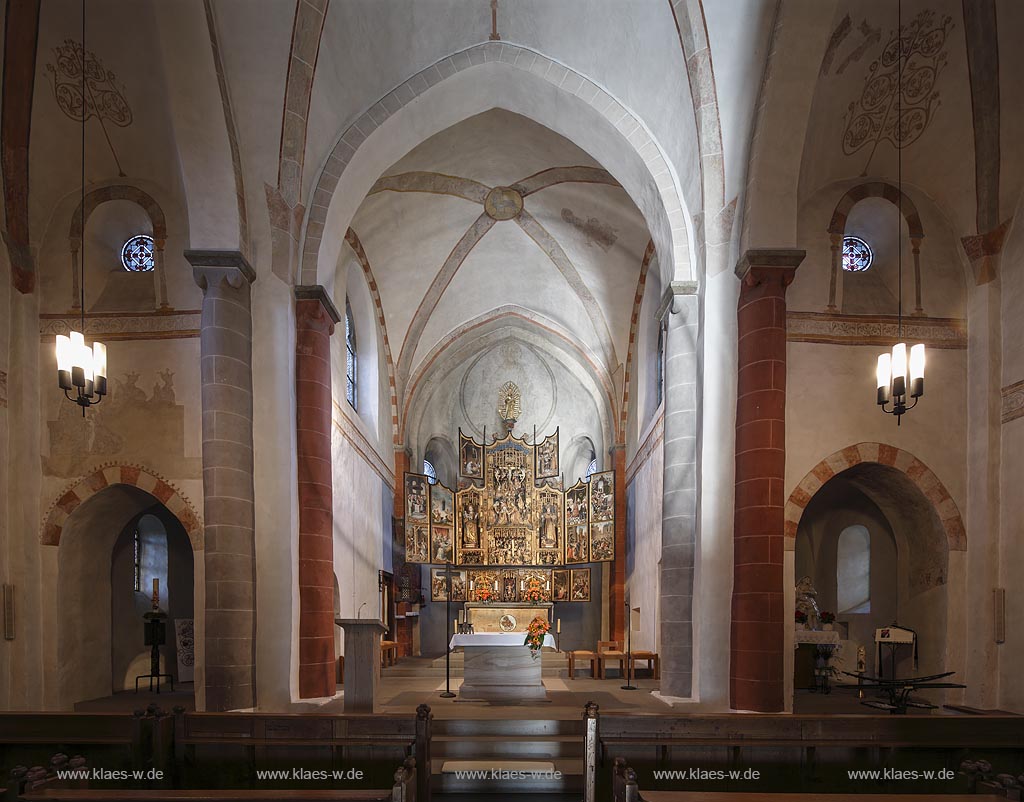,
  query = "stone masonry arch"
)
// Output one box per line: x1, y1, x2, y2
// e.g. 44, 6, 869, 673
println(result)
42, 462, 203, 550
